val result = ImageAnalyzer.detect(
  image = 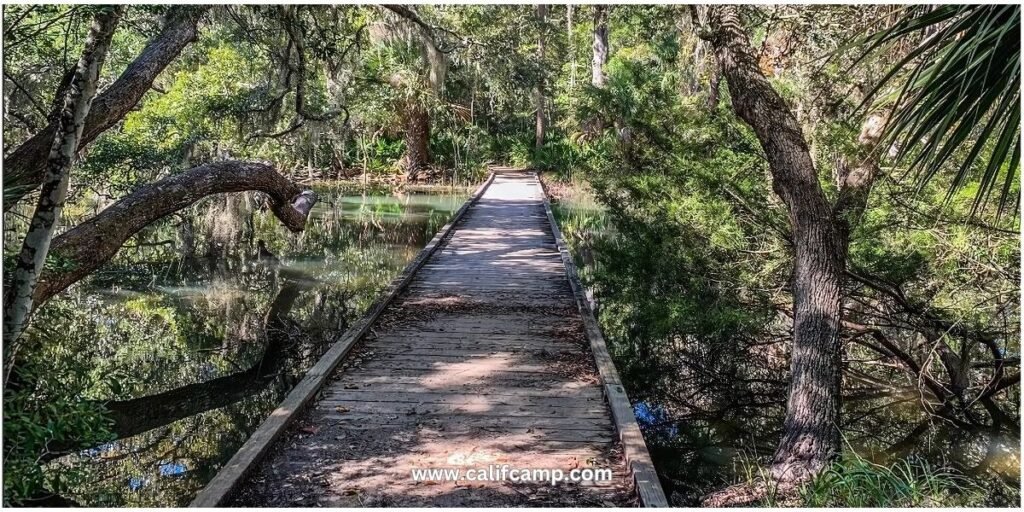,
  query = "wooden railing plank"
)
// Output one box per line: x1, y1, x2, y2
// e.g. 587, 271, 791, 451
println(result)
539, 172, 670, 507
